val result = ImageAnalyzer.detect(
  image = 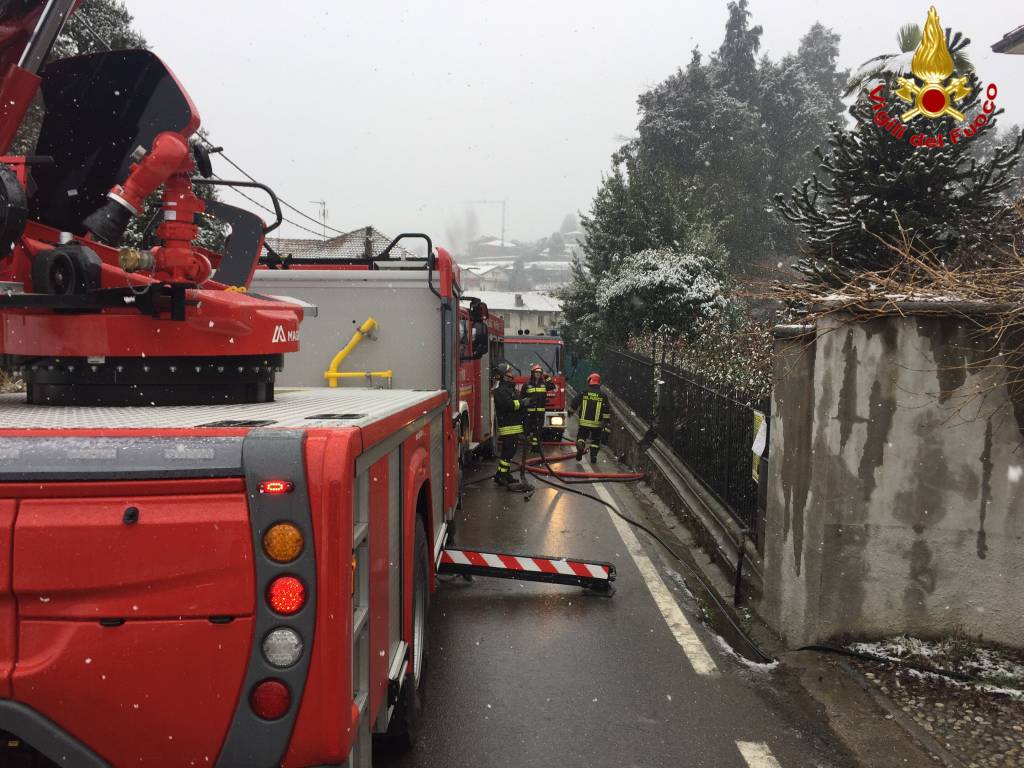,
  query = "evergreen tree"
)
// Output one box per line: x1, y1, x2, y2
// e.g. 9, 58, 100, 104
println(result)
796, 23, 847, 103
778, 27, 1024, 284
561, 2, 850, 354
547, 232, 565, 259
713, 0, 763, 103
632, 46, 768, 270
759, 23, 847, 254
